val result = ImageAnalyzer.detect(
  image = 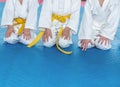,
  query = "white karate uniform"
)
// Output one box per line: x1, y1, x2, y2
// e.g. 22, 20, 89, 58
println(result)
78, 0, 120, 50
39, 0, 80, 48
1, 0, 39, 45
